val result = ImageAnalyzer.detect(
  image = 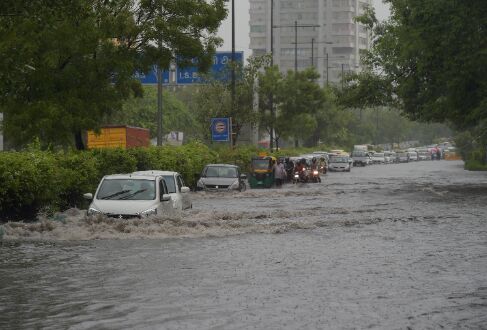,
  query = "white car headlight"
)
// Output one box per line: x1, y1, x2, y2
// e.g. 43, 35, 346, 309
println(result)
87, 207, 102, 216
140, 208, 157, 217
